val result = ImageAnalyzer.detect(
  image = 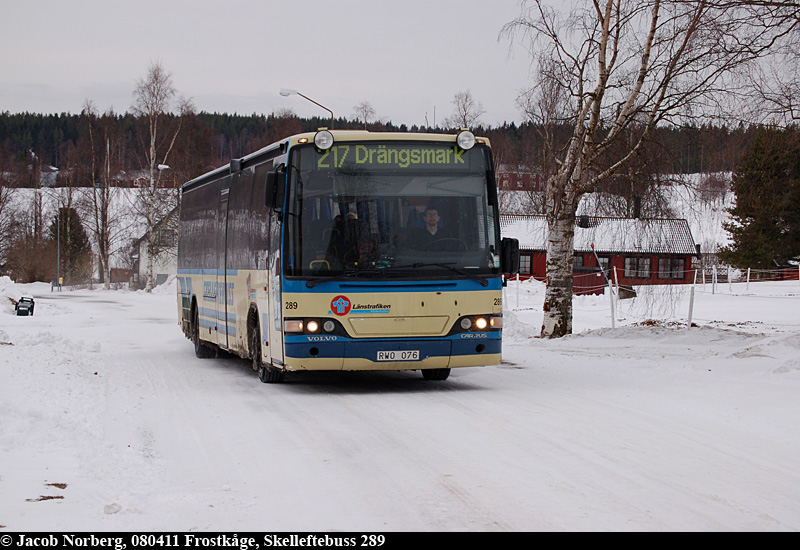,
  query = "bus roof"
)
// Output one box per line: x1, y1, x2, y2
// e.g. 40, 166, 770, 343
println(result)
279, 129, 491, 148
181, 130, 491, 192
